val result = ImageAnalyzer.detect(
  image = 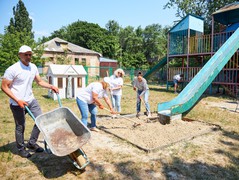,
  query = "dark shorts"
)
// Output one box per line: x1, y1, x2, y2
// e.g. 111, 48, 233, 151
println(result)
173, 79, 178, 85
